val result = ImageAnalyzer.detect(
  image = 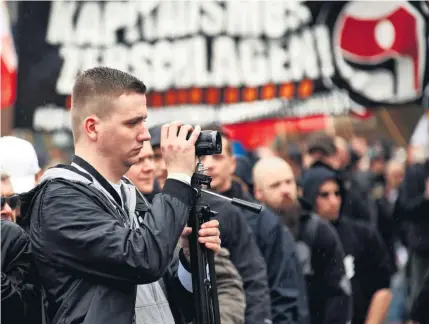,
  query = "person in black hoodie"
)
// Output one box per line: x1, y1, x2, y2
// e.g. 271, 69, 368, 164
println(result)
303, 133, 375, 224
202, 131, 310, 324
252, 157, 351, 324
1, 174, 42, 324
301, 162, 394, 324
